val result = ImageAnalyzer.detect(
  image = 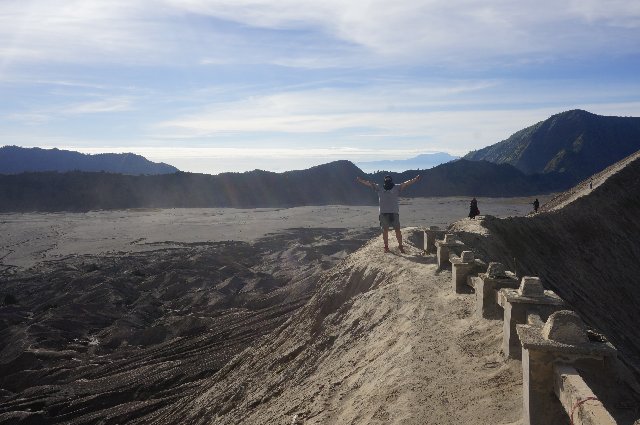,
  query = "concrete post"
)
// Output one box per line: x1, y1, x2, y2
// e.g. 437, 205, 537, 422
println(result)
473, 262, 519, 319
423, 226, 445, 254
414, 229, 425, 253
498, 277, 565, 359
517, 311, 617, 425
450, 251, 486, 293
434, 233, 465, 270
